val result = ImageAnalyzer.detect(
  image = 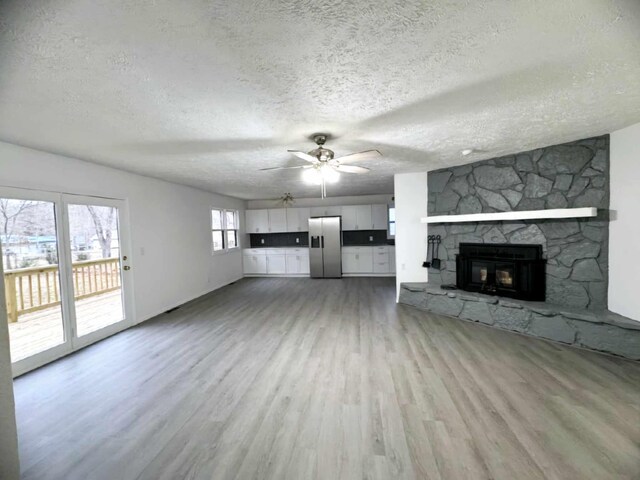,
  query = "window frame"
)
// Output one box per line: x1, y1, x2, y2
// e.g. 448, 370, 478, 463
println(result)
388, 206, 396, 238
211, 208, 240, 254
